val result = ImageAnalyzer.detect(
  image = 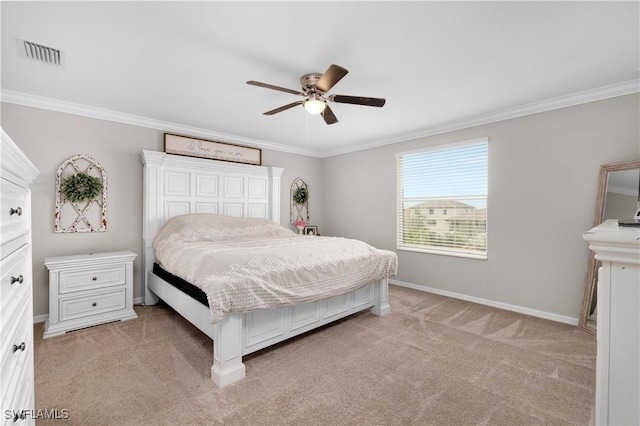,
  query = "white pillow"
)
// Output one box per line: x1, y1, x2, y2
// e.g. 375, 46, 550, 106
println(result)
153, 213, 296, 252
